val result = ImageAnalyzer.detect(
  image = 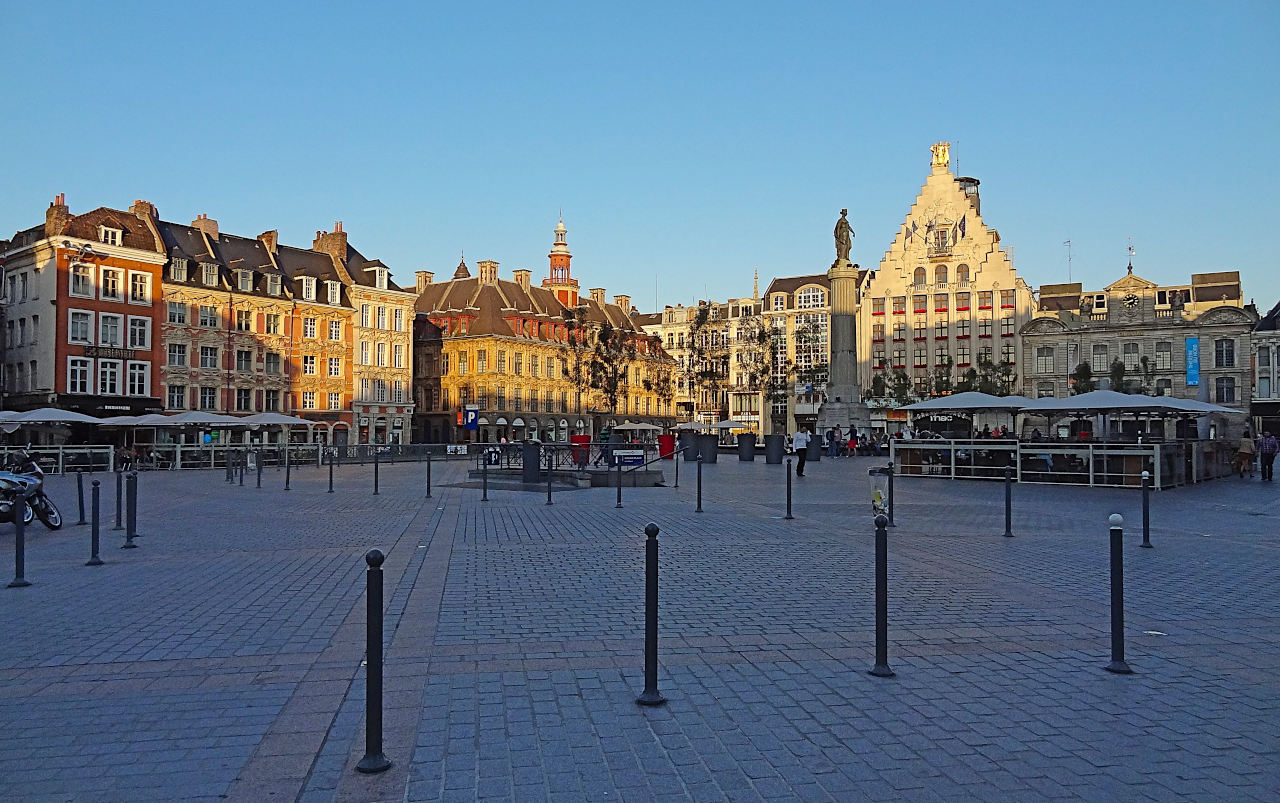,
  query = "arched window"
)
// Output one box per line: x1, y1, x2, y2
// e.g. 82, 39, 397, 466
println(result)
913, 267, 926, 287
934, 265, 948, 285
795, 287, 826, 309
955, 264, 970, 285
